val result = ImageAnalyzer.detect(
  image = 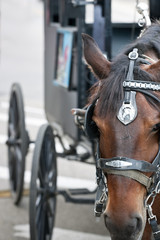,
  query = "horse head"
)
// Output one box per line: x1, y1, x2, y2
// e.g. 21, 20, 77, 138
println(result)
82, 22, 160, 240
